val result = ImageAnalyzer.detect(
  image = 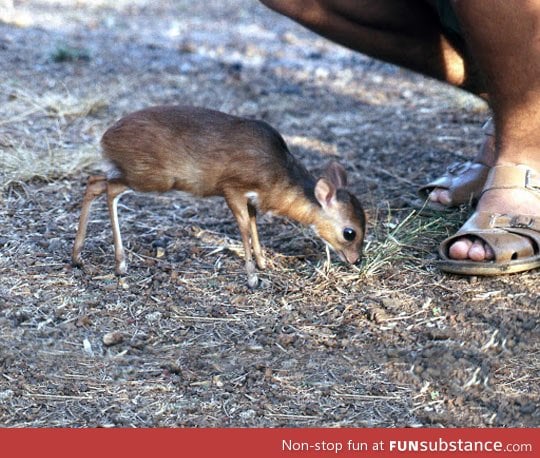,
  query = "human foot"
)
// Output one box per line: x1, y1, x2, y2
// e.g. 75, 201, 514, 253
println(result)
438, 164, 540, 275
423, 161, 491, 208
419, 119, 495, 209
